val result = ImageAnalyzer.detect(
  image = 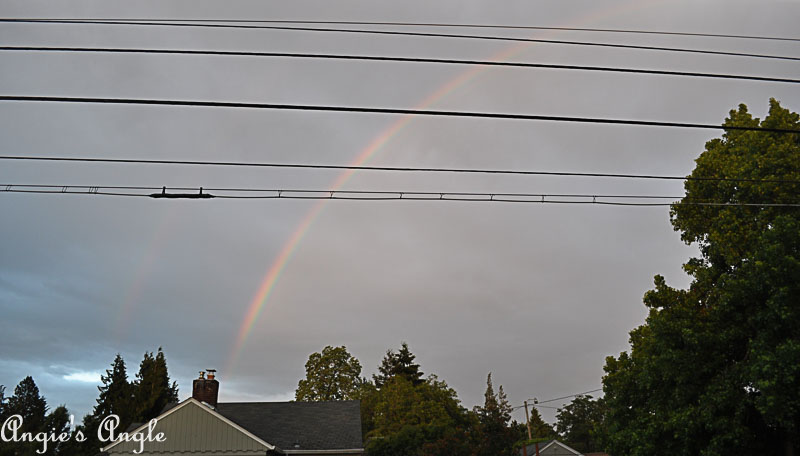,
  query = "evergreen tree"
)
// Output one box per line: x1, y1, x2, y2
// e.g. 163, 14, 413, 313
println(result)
474, 373, 516, 456
0, 377, 71, 456
95, 354, 135, 428
133, 348, 179, 422
527, 407, 556, 441
373, 342, 424, 388
42, 406, 70, 455
5, 376, 47, 432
